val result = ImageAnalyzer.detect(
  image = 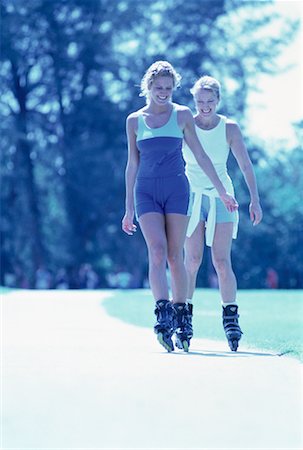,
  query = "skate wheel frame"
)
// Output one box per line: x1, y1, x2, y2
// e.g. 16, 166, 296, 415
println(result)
229, 339, 239, 352
157, 332, 174, 353
175, 336, 189, 352
182, 340, 189, 352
